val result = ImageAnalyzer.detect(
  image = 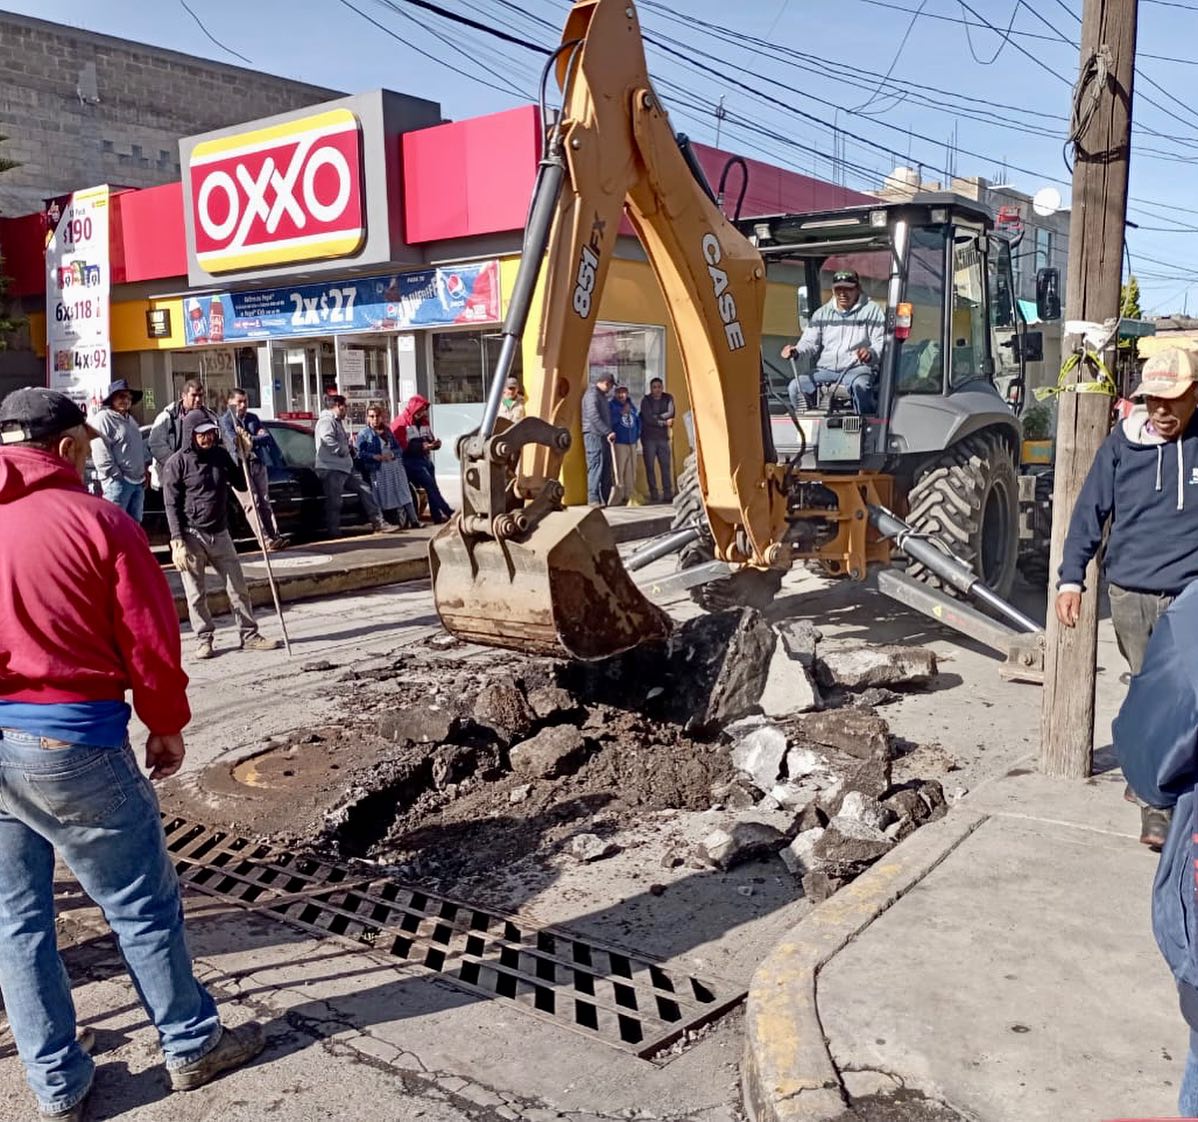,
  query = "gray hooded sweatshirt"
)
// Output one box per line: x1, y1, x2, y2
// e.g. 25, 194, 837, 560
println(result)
90, 408, 146, 485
